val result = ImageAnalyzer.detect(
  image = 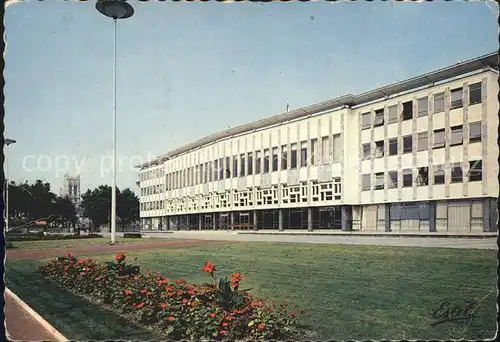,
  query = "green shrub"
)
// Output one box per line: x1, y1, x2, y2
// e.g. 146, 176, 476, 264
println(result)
6, 233, 102, 242
123, 233, 142, 239
38, 254, 308, 340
